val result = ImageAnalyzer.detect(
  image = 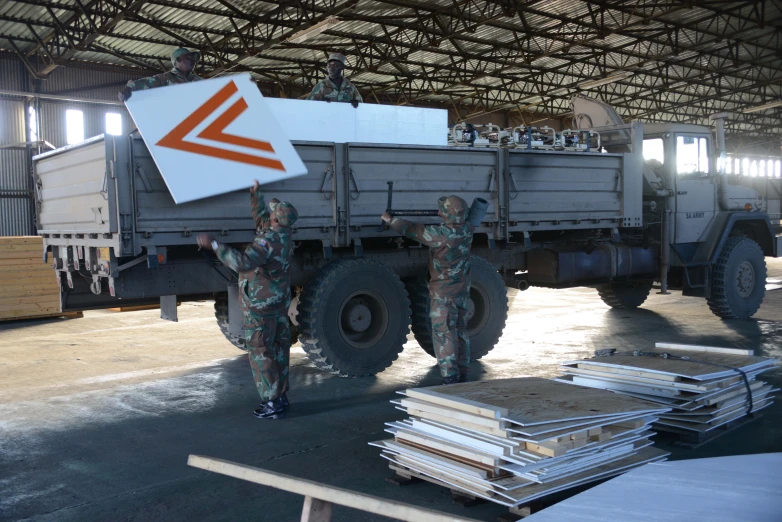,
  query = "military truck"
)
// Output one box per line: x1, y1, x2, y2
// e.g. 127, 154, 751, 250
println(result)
33, 97, 781, 377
